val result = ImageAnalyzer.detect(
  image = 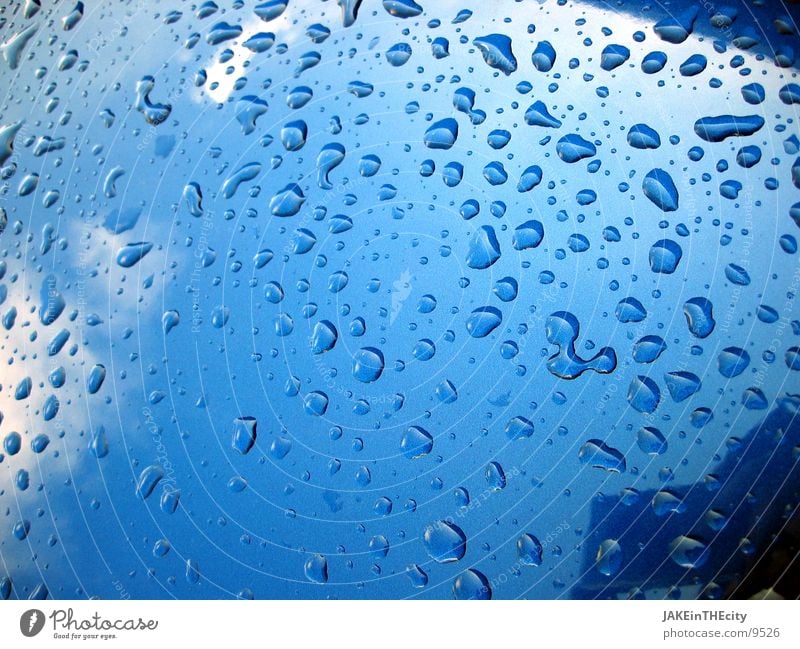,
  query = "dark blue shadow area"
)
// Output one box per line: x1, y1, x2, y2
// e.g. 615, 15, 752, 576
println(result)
572, 394, 800, 598
1, 0, 800, 601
